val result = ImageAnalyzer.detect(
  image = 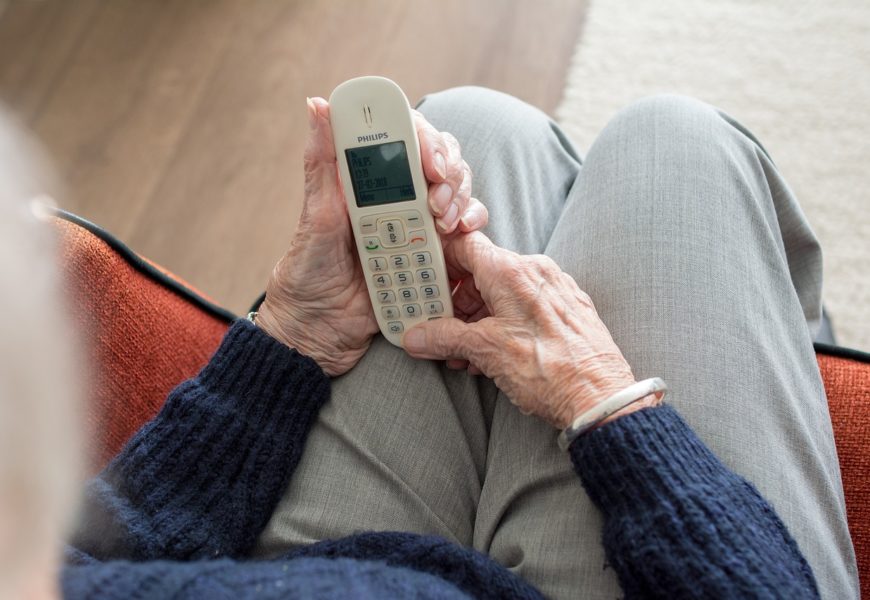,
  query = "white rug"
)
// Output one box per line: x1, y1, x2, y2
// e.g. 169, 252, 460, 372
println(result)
556, 0, 870, 350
